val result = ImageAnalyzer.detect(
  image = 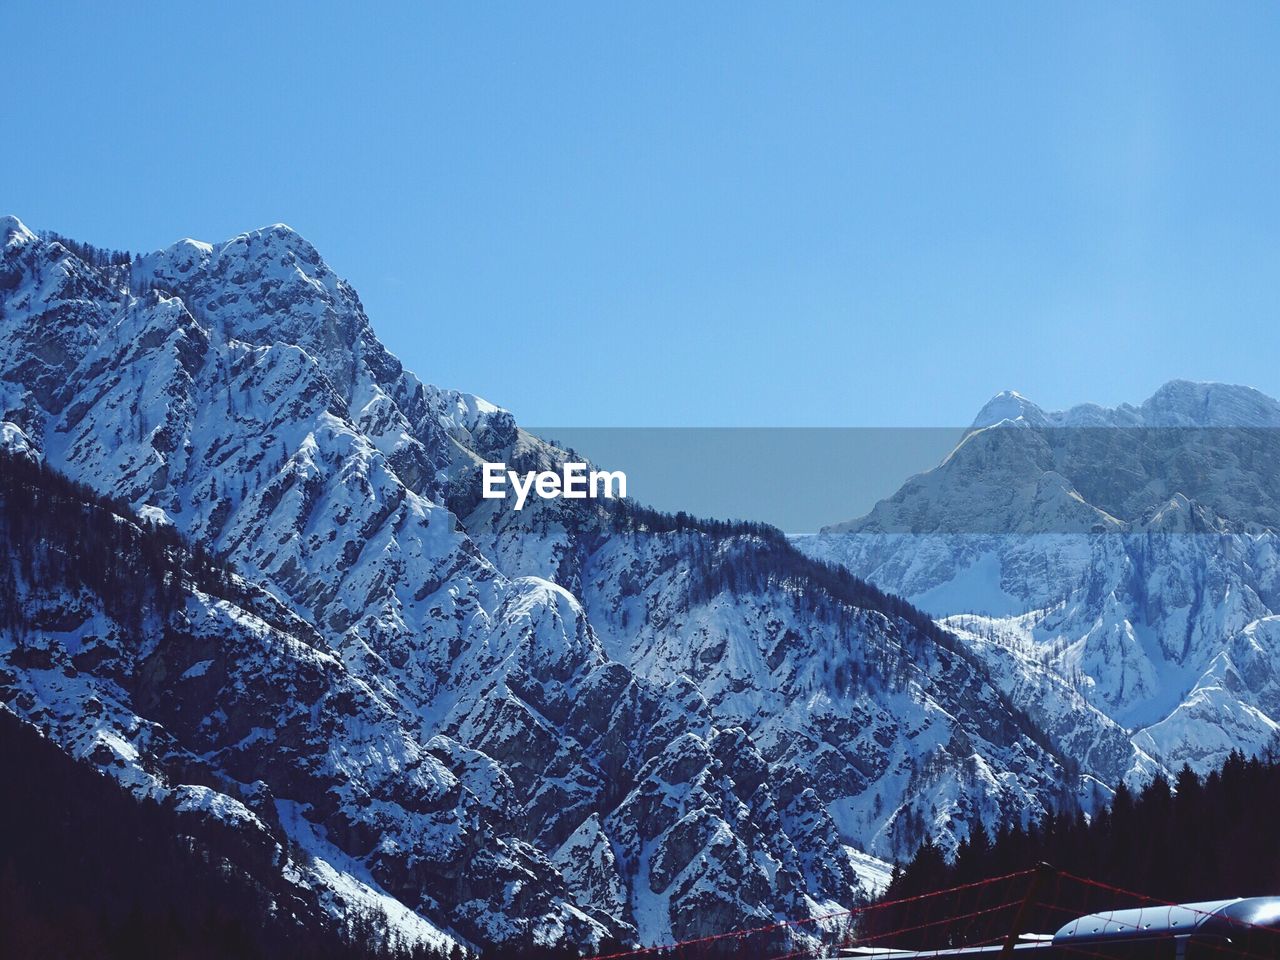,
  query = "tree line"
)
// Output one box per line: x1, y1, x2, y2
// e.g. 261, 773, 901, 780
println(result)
44, 230, 134, 267
0, 450, 312, 642
869, 749, 1280, 949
